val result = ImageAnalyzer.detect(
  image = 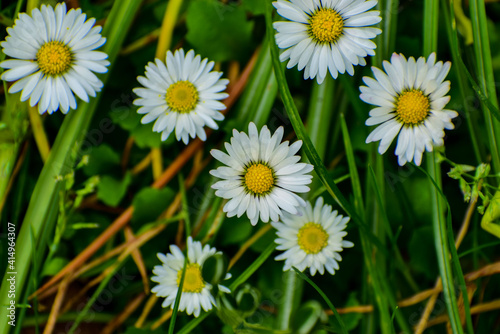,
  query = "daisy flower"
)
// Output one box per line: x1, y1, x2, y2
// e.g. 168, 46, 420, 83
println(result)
361, 53, 458, 166
0, 3, 109, 114
210, 122, 313, 226
272, 196, 353, 276
151, 237, 231, 318
133, 49, 229, 144
273, 0, 382, 84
